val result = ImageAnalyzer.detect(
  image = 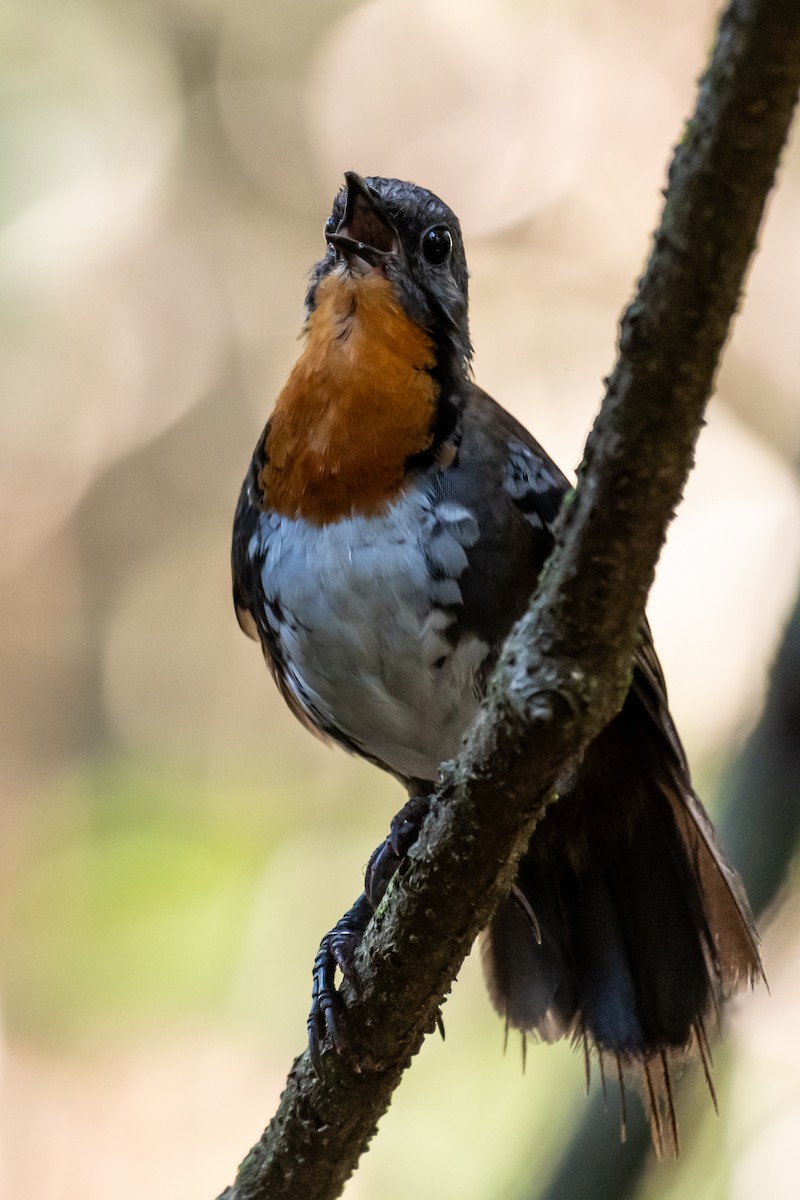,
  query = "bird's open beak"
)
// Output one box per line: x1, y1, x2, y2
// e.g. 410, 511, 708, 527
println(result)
325, 171, 398, 269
